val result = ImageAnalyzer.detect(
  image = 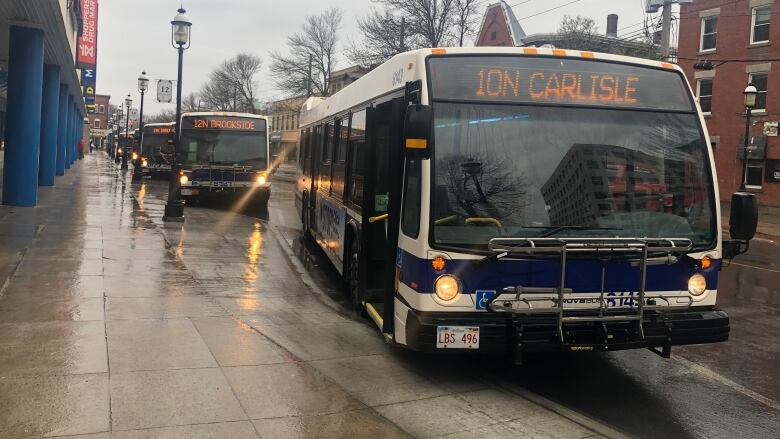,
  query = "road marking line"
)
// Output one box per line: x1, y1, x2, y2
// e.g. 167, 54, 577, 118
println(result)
729, 261, 780, 274
674, 356, 780, 411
